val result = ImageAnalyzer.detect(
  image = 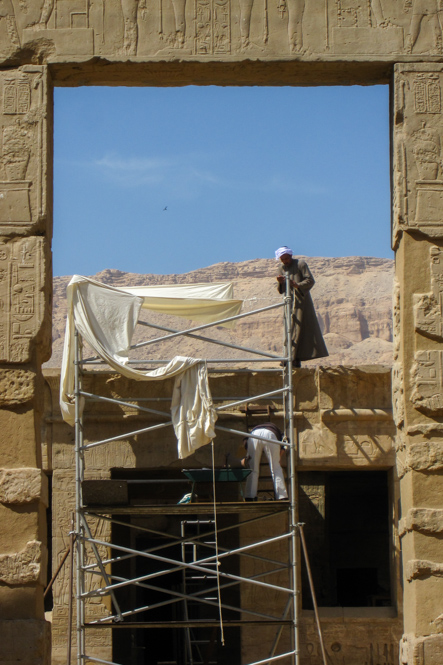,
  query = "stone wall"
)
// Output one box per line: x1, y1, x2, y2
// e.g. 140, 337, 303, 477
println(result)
43, 366, 402, 664
0, 65, 52, 665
